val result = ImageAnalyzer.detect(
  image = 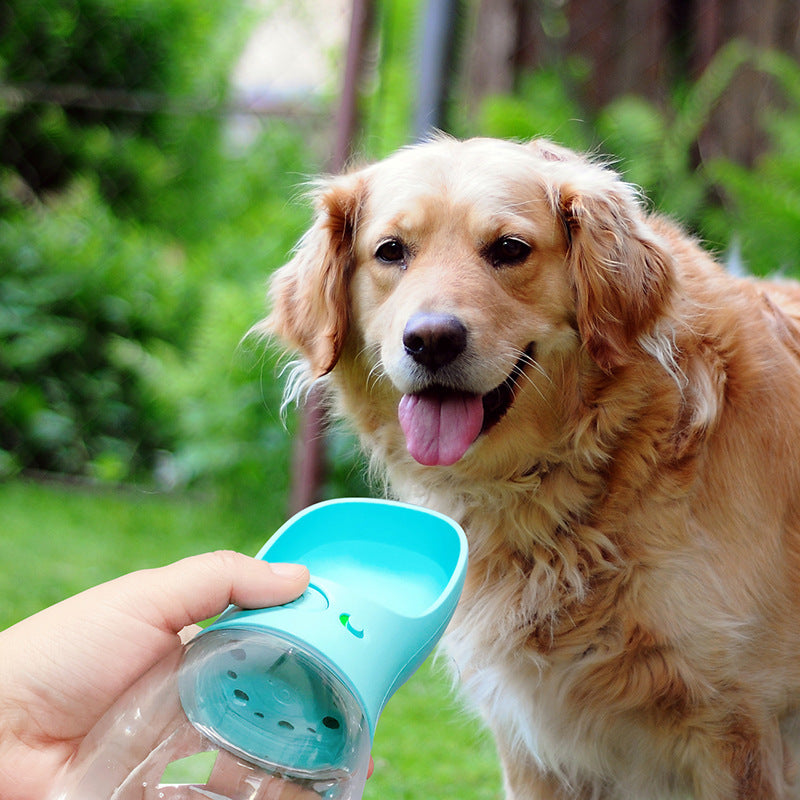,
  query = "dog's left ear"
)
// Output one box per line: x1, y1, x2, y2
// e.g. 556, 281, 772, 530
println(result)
259, 173, 365, 378
559, 181, 676, 371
